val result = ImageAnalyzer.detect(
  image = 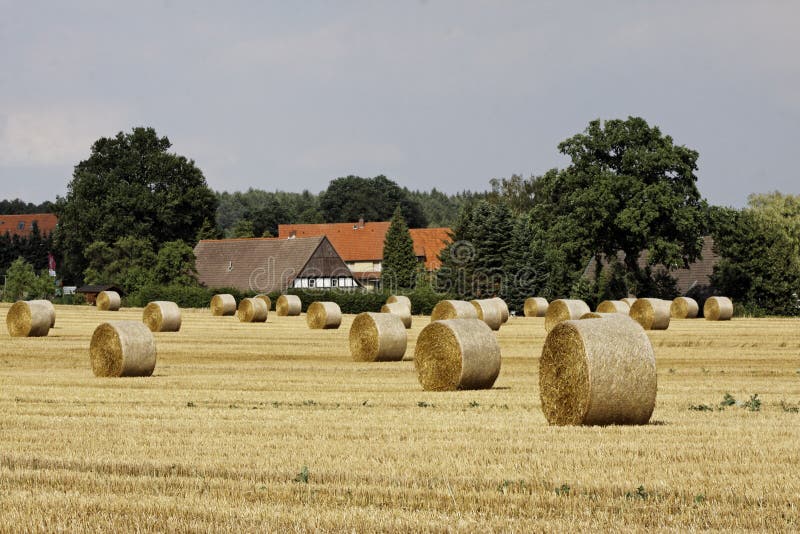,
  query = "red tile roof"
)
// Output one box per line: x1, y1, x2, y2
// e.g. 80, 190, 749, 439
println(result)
0, 213, 58, 238
278, 222, 452, 270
